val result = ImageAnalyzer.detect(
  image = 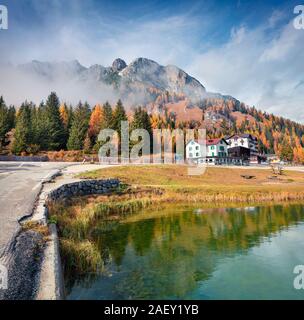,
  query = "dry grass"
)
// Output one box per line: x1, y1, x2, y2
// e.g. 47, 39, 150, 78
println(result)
50, 165, 304, 241
22, 221, 50, 239
78, 165, 304, 204
60, 238, 103, 273
50, 165, 304, 274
